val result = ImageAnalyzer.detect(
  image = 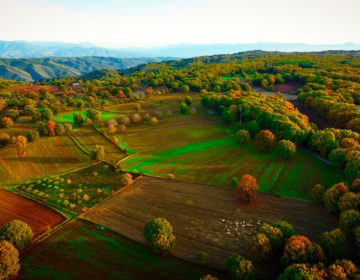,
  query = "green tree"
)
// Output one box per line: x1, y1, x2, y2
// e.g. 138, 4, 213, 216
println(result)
195, 251, 208, 264
0, 133, 11, 147
311, 184, 325, 203
143, 217, 175, 254
236, 130, 251, 145
247, 233, 272, 262
73, 113, 86, 126
90, 145, 105, 161
86, 109, 101, 124
185, 96, 192, 106
339, 209, 360, 232
225, 255, 254, 280
320, 228, 346, 261
276, 140, 296, 160
230, 177, 239, 187
180, 84, 190, 93
271, 221, 297, 242
245, 120, 260, 138
329, 148, 348, 168
259, 224, 283, 253
179, 103, 189, 114
323, 183, 349, 213
0, 220, 33, 250
41, 107, 53, 121
5, 109, 19, 122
